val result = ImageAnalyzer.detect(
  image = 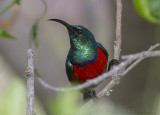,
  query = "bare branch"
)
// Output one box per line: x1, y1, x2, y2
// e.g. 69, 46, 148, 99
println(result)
122, 50, 160, 60
96, 0, 122, 99
148, 43, 160, 51
114, 0, 122, 60
25, 49, 35, 115
38, 45, 160, 92
78, 44, 160, 112
122, 43, 160, 76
